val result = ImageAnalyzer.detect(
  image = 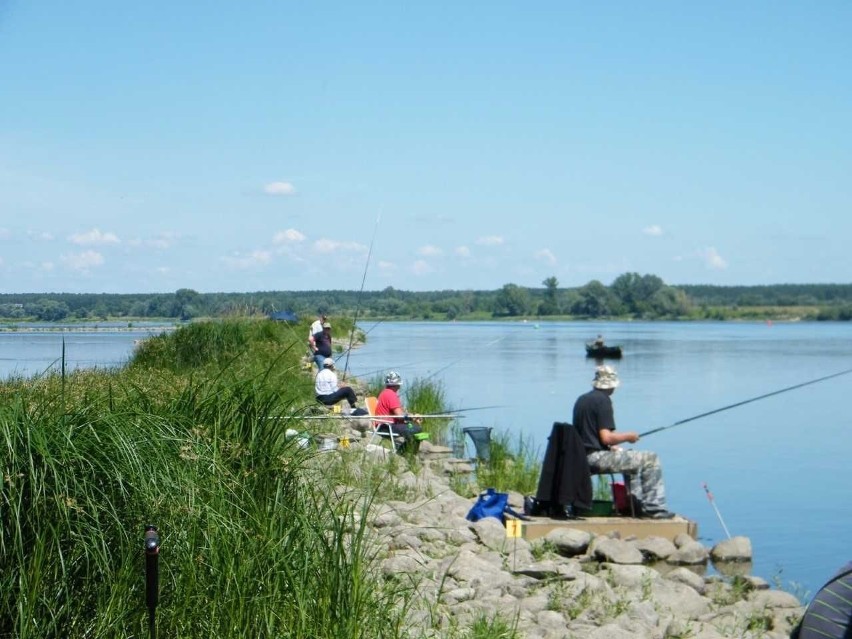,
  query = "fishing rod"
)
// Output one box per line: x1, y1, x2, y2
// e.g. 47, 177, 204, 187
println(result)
269, 405, 503, 421
343, 214, 380, 381
441, 405, 505, 414
639, 366, 852, 438
702, 483, 732, 539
